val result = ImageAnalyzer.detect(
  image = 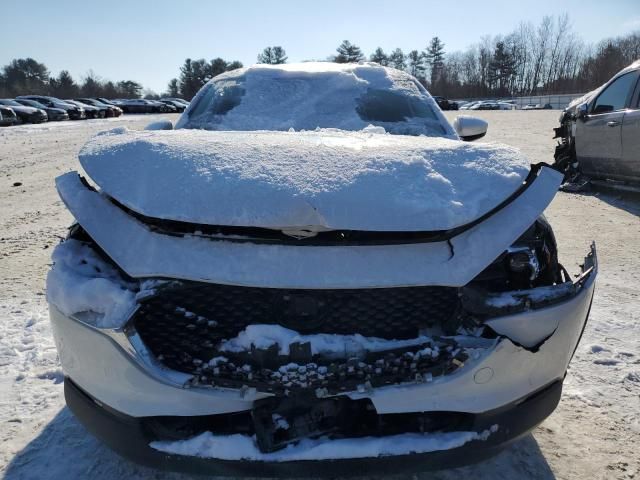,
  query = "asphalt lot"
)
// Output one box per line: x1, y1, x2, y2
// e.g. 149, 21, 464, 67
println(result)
0, 111, 638, 479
